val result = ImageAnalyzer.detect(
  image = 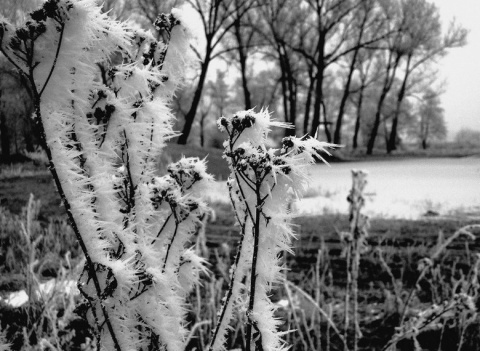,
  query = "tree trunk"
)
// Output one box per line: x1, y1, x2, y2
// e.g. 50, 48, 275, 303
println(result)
234, 19, 252, 110
0, 111, 10, 162
382, 115, 389, 147
366, 54, 401, 155
239, 51, 252, 110
24, 129, 34, 152
386, 115, 398, 153
387, 54, 412, 153
367, 90, 388, 155
311, 70, 329, 140
334, 49, 358, 145
285, 47, 297, 137
352, 84, 365, 149
279, 54, 290, 127
199, 113, 205, 147
14, 124, 18, 154
321, 100, 331, 142
178, 56, 211, 145
285, 79, 297, 137
310, 34, 325, 138
421, 117, 430, 149
303, 72, 315, 135
277, 46, 297, 137
333, 10, 368, 145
